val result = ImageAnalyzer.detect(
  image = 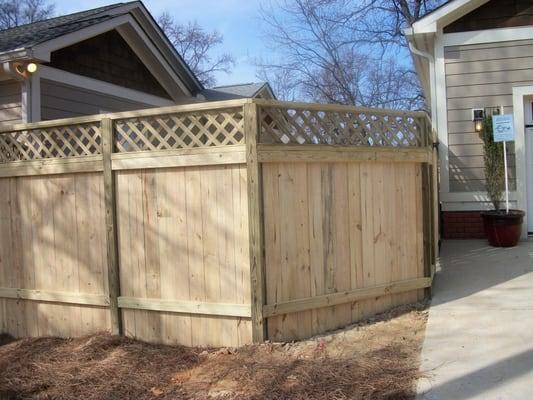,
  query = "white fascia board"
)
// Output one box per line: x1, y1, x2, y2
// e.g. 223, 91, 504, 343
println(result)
39, 65, 175, 107
92, 2, 202, 92
31, 15, 132, 62
128, 7, 202, 91
0, 49, 32, 63
30, 14, 191, 100
115, 23, 190, 99
410, 0, 488, 34
443, 26, 533, 47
